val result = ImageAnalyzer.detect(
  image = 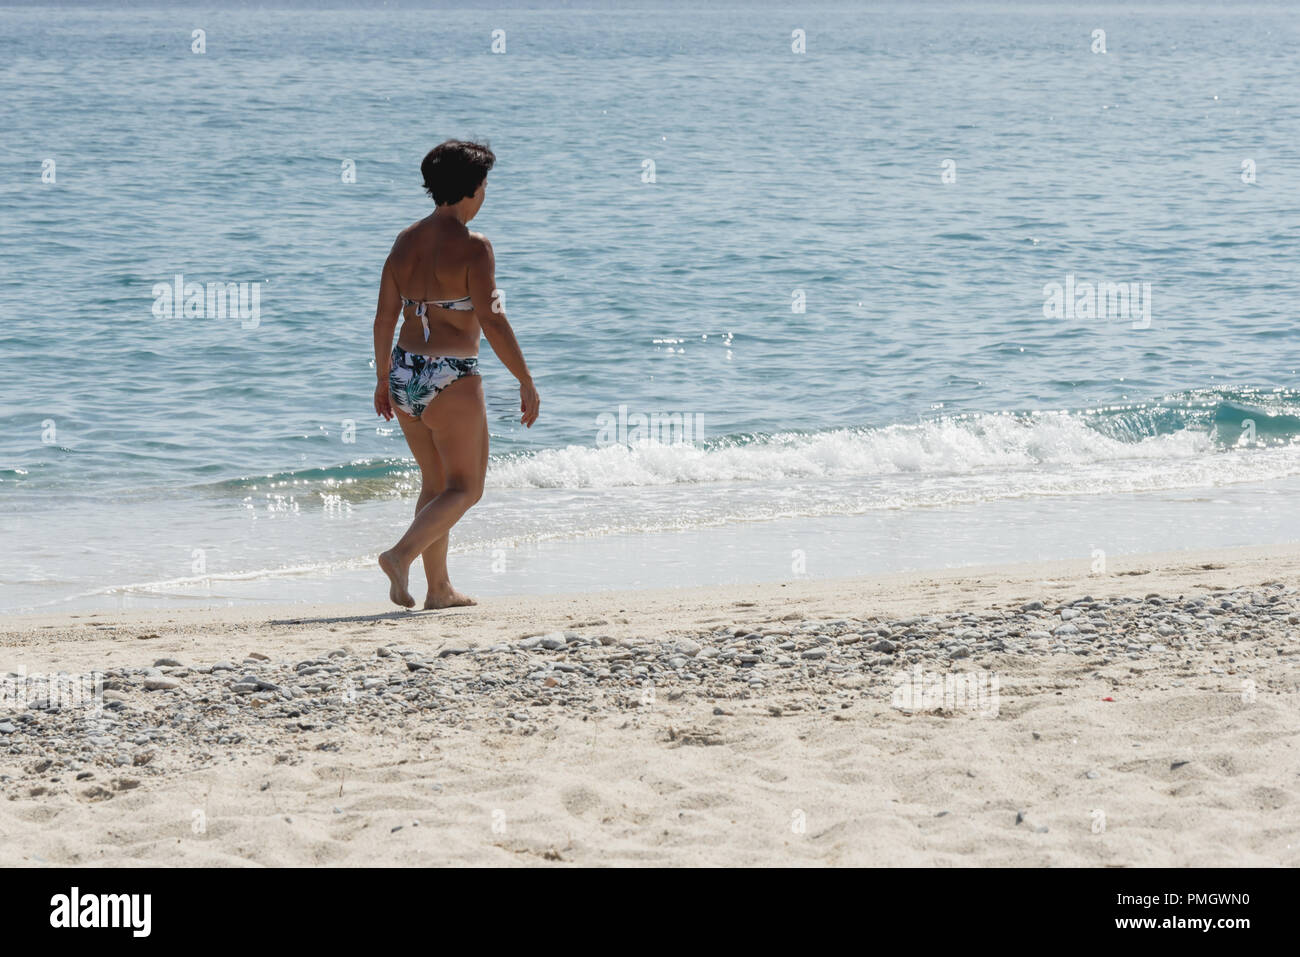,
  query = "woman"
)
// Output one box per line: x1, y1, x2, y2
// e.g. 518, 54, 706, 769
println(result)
373, 140, 539, 609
